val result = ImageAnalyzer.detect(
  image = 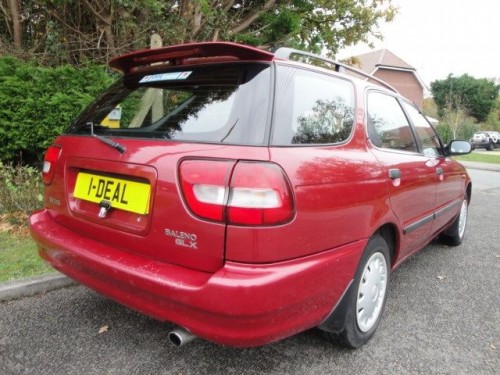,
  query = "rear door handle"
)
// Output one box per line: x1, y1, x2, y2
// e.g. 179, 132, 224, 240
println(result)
389, 169, 401, 179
